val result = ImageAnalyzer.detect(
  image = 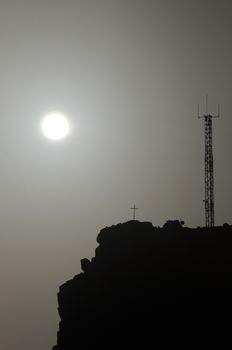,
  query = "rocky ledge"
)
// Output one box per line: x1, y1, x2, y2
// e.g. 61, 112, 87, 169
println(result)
53, 220, 232, 348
